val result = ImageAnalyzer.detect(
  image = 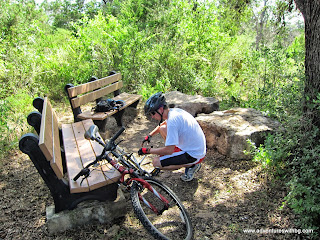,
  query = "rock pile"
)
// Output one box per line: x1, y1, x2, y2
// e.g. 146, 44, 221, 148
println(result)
165, 91, 219, 117
196, 108, 281, 159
